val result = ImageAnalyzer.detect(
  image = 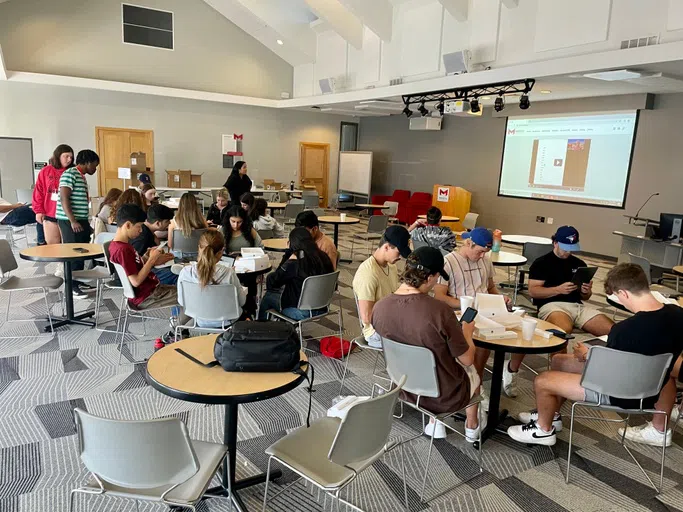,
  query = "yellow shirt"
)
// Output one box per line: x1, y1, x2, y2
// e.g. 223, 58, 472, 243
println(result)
352, 255, 400, 337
